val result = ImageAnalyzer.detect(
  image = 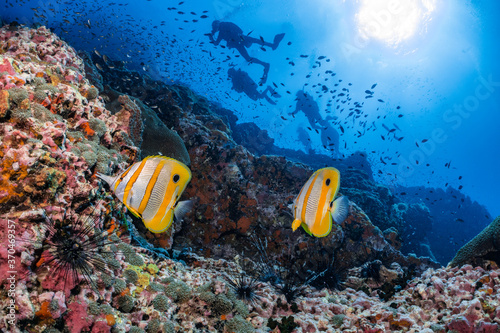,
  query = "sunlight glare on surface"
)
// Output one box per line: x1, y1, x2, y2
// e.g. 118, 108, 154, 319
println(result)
356, 0, 436, 47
